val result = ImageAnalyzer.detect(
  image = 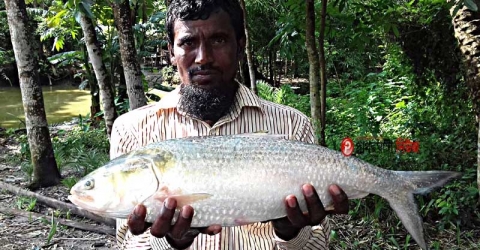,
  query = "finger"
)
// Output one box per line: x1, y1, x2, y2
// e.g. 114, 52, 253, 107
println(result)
284, 195, 308, 228
328, 184, 349, 214
302, 184, 326, 225
128, 204, 150, 235
169, 205, 195, 239
150, 198, 177, 238
199, 224, 222, 236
